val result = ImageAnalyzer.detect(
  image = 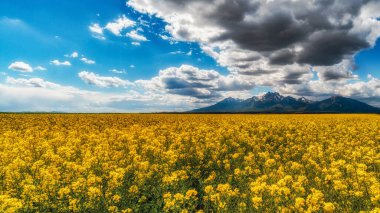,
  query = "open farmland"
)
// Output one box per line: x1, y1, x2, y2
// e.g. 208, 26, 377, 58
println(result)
0, 114, 379, 212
